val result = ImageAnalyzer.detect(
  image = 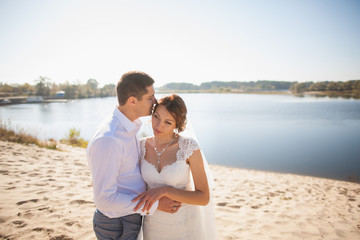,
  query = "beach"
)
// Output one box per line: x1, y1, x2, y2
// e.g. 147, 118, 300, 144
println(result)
0, 140, 359, 239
